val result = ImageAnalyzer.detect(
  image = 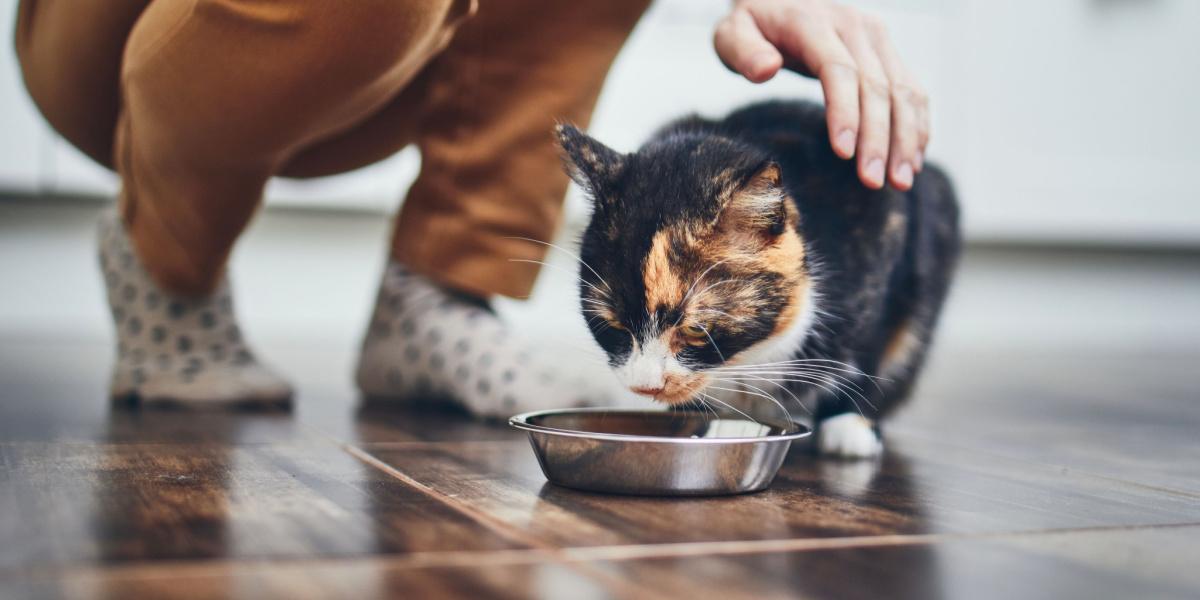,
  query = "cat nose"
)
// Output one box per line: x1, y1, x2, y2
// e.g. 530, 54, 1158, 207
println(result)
630, 385, 664, 397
